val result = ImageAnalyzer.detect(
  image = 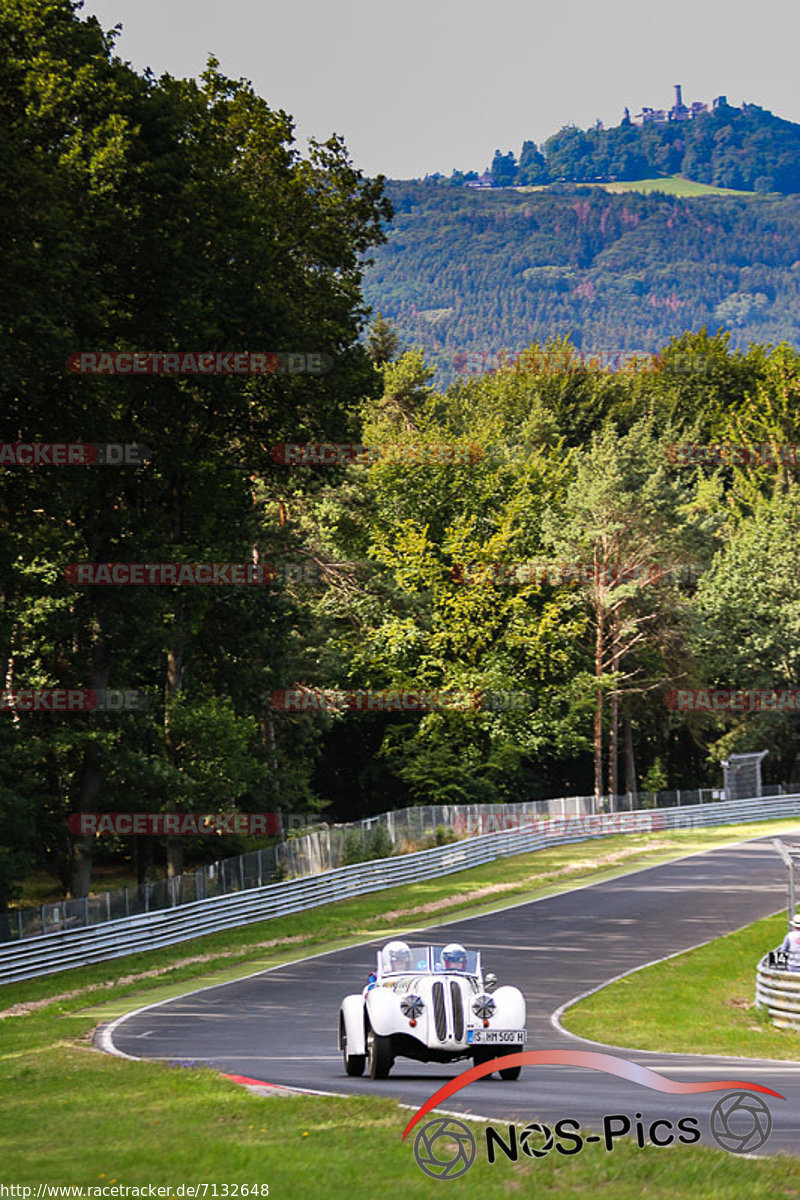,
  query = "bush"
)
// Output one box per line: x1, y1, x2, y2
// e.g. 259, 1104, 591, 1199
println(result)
367, 824, 394, 859
342, 823, 394, 865
342, 829, 367, 865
